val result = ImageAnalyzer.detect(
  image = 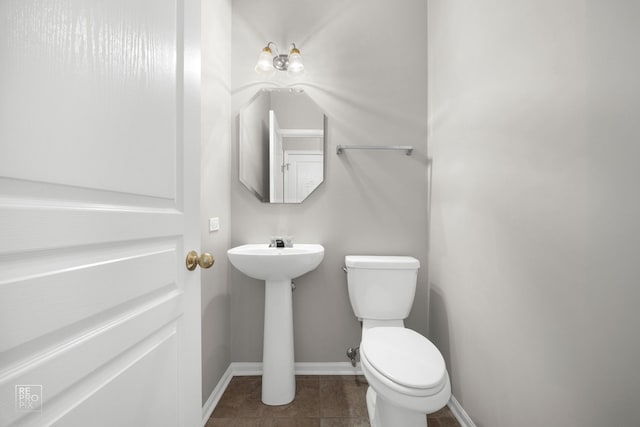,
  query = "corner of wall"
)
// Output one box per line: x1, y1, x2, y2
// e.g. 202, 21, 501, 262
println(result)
200, 0, 233, 406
